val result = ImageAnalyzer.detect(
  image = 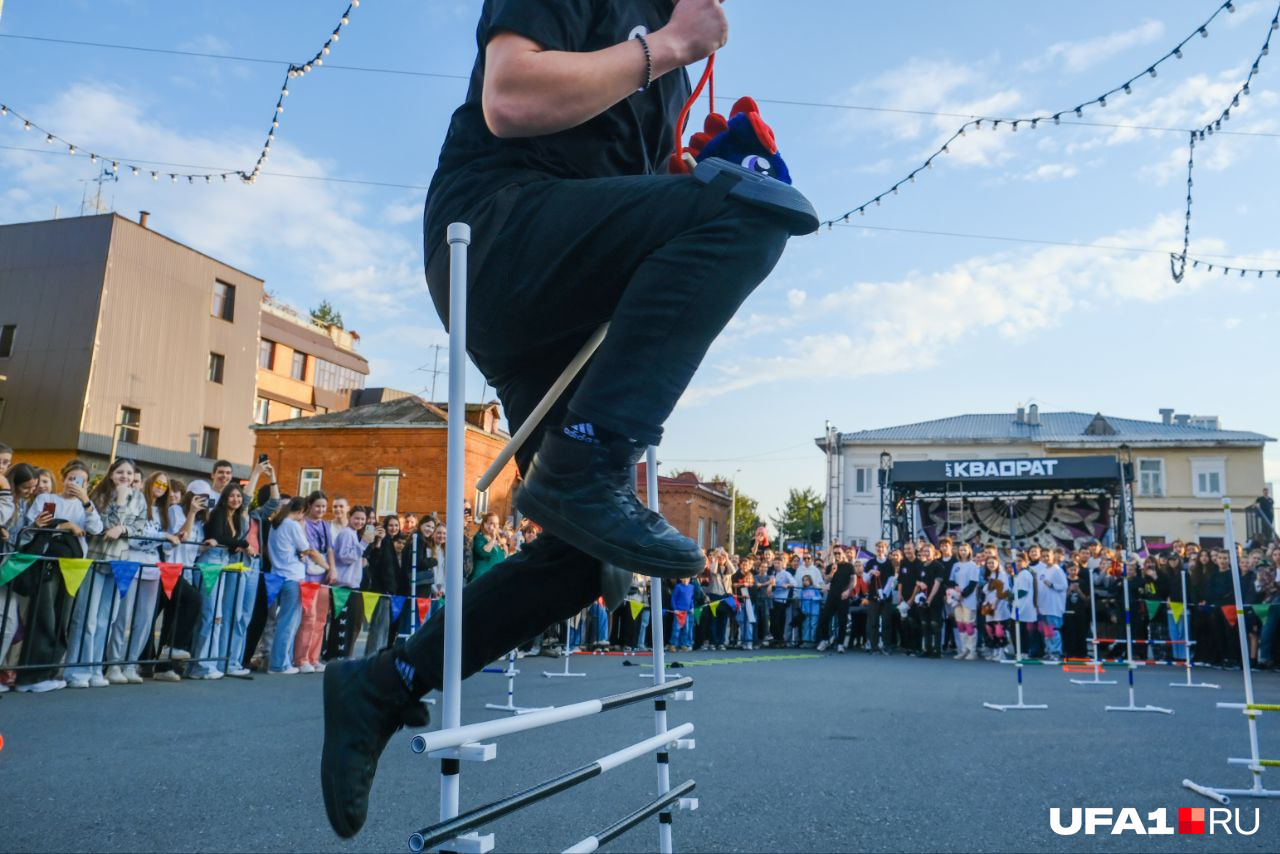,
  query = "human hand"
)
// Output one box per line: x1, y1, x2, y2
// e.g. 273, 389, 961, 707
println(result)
660, 0, 729, 66
262, 462, 275, 480
35, 511, 55, 529
165, 534, 182, 546
204, 538, 217, 547
61, 522, 85, 537
67, 484, 90, 503
106, 525, 128, 540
